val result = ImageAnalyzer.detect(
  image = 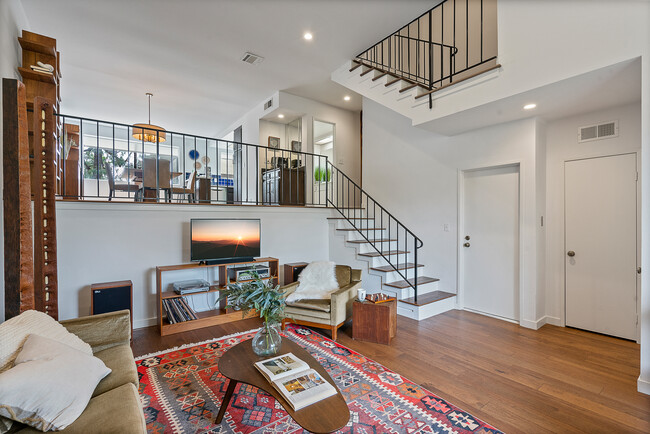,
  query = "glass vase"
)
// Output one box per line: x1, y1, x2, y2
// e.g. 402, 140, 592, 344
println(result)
251, 321, 282, 357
